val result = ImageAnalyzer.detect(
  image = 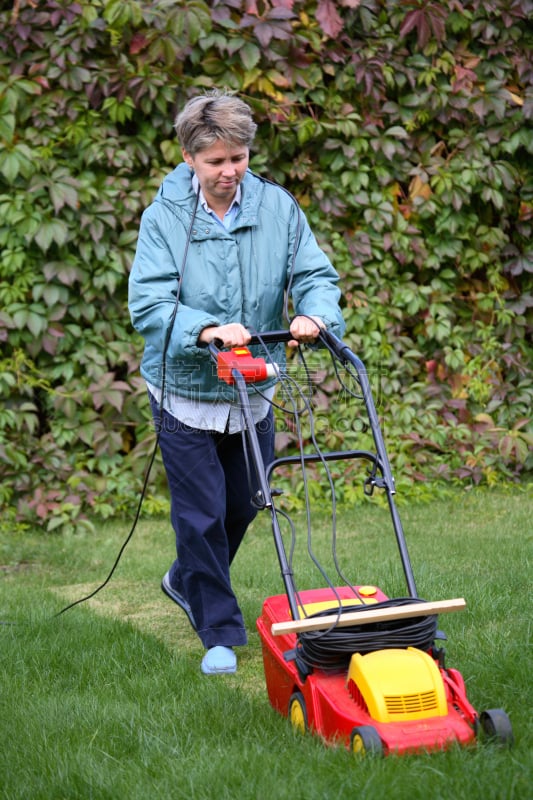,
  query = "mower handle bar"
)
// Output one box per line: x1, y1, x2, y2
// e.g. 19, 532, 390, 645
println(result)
209, 327, 336, 350
207, 327, 418, 599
